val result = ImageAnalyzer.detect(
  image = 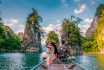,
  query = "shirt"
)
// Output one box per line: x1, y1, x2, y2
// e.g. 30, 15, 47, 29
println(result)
58, 45, 69, 63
